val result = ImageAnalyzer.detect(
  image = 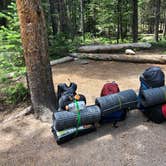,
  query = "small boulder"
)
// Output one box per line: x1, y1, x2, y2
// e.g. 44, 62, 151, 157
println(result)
125, 49, 136, 55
